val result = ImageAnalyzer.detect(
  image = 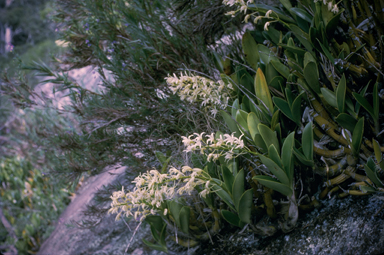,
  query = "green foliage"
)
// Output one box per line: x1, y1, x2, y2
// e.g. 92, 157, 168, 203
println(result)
1, 0, 384, 252
0, 157, 72, 254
